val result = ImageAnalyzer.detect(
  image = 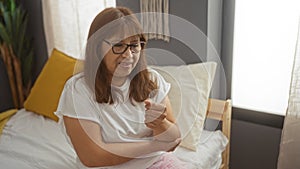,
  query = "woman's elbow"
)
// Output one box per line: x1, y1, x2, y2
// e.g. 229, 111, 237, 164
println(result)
79, 156, 99, 168
80, 158, 113, 168
81, 160, 95, 168
78, 154, 108, 168
78, 153, 129, 167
